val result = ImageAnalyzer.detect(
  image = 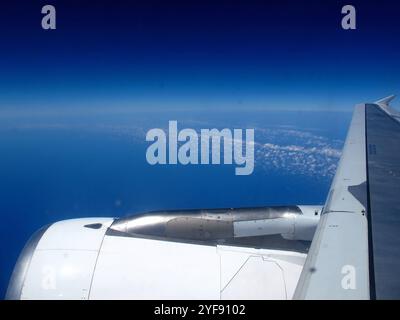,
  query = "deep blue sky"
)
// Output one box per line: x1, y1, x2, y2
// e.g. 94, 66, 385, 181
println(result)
0, 0, 399, 112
